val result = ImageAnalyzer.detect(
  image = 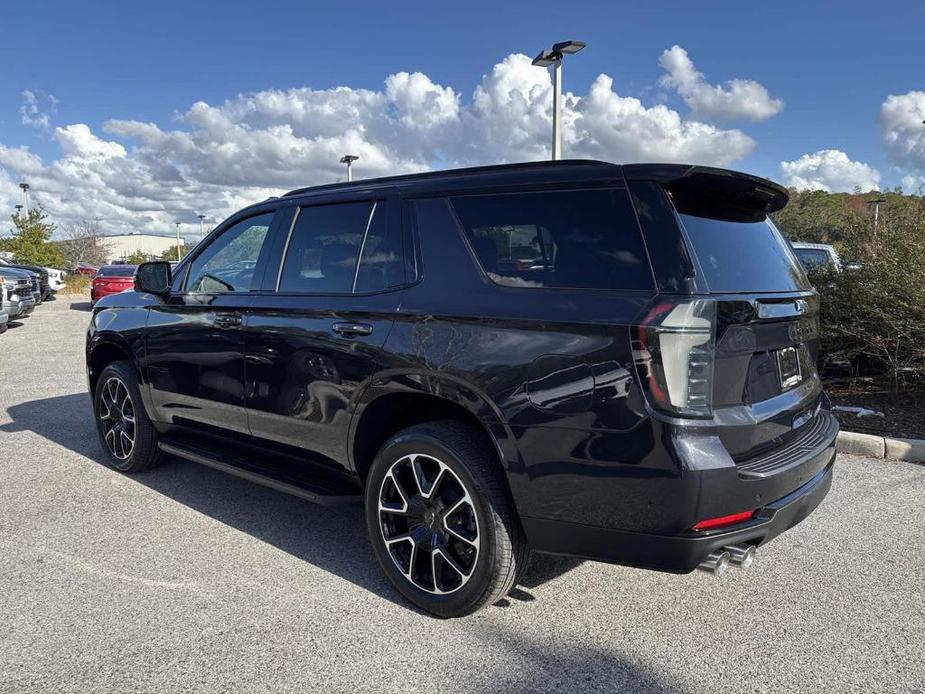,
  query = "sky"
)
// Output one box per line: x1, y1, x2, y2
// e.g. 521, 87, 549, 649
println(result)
1, 0, 924, 237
